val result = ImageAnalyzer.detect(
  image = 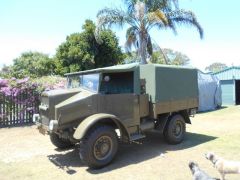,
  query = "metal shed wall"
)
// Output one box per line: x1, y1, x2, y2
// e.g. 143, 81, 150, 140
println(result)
220, 80, 235, 105
213, 67, 240, 105
214, 67, 240, 80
